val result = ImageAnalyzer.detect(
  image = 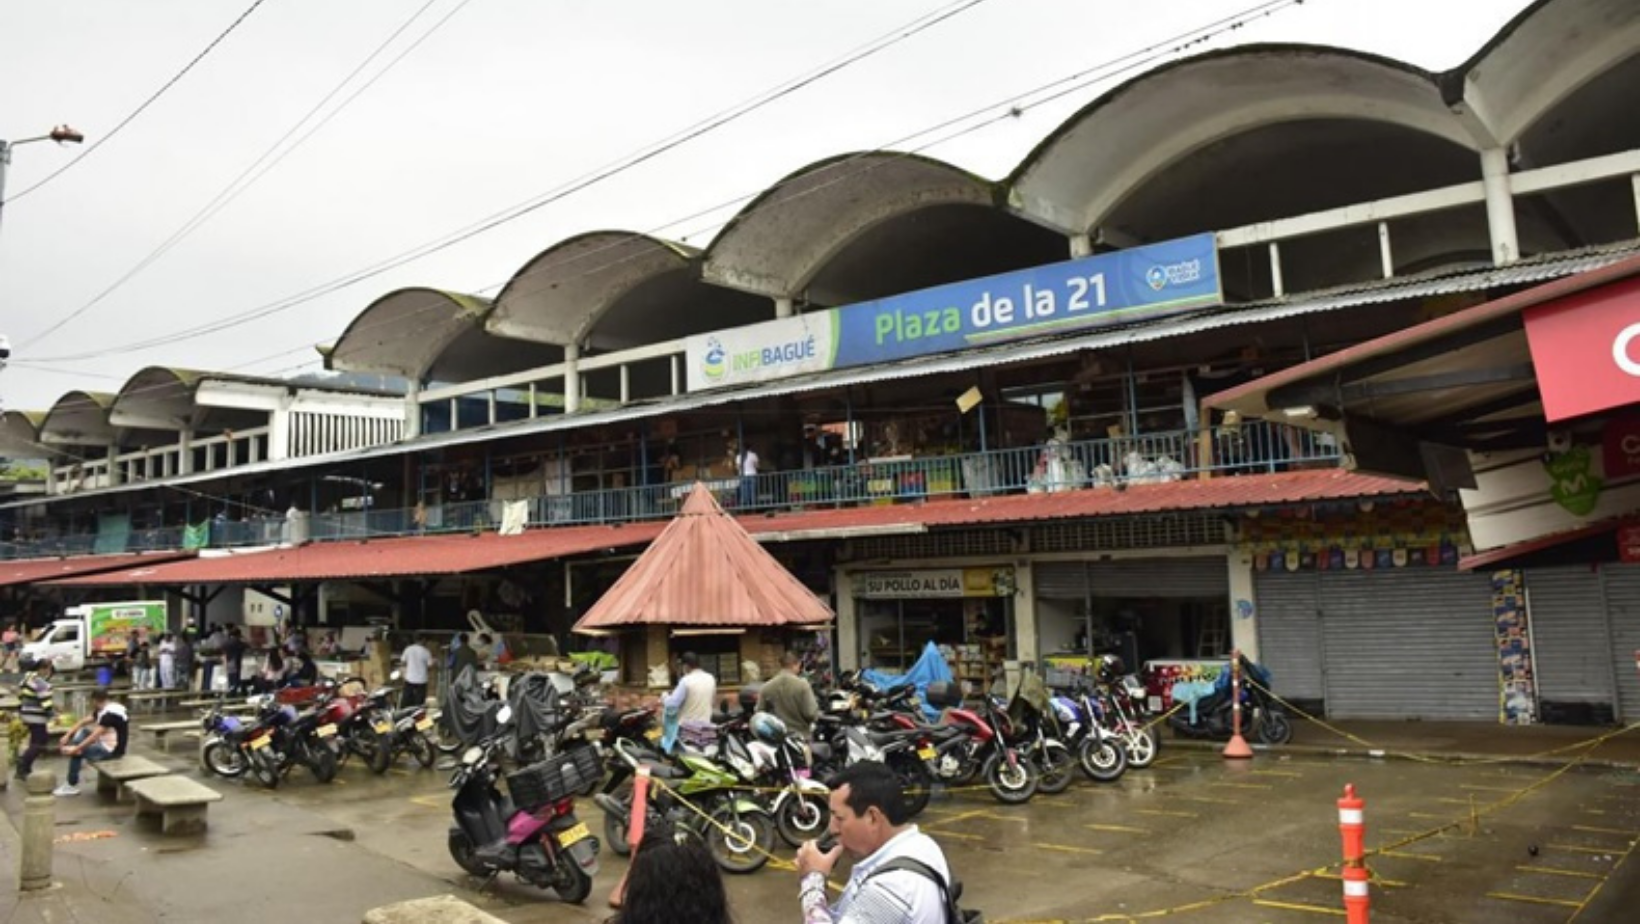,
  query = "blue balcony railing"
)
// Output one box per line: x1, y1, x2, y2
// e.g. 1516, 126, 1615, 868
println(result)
0, 421, 1338, 560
